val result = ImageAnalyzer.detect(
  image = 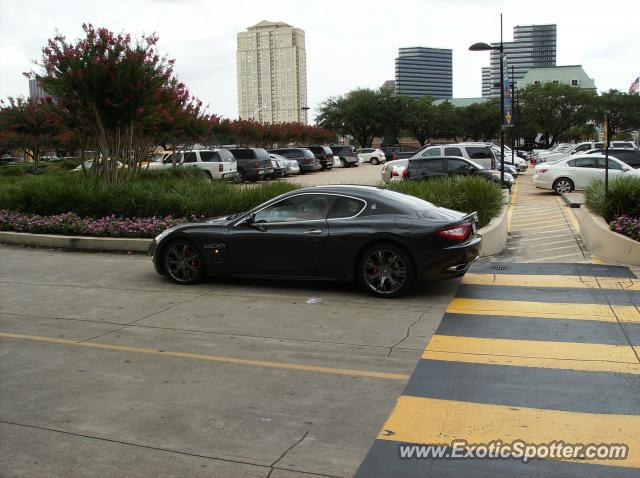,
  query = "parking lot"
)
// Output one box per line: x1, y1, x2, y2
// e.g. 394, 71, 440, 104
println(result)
0, 243, 459, 477
283, 162, 383, 186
